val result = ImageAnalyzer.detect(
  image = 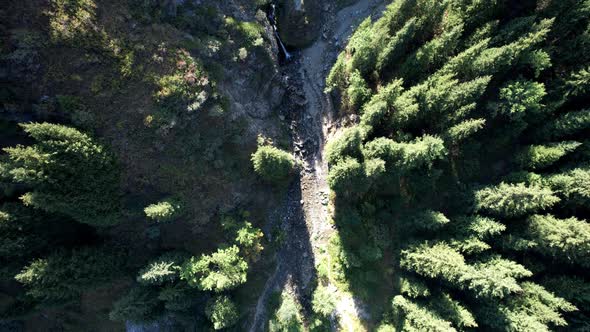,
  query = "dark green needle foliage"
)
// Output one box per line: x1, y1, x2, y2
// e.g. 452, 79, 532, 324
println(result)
2, 123, 121, 227
16, 248, 122, 304
180, 245, 248, 292
325, 0, 590, 329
